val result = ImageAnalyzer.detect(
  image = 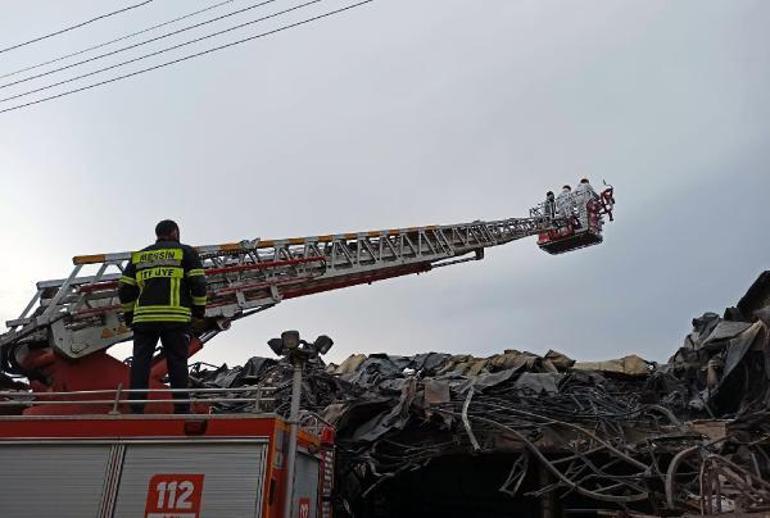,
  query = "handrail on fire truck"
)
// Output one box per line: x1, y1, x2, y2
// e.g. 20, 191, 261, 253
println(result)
0, 385, 278, 412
